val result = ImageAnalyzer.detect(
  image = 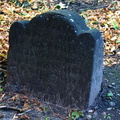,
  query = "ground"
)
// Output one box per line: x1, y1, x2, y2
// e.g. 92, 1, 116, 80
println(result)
0, 0, 120, 120
0, 57, 119, 120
